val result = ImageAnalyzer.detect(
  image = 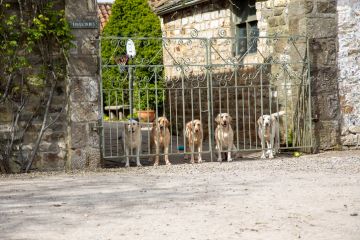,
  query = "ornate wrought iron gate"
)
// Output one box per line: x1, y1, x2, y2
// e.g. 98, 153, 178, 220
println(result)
99, 35, 312, 165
